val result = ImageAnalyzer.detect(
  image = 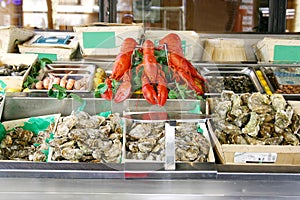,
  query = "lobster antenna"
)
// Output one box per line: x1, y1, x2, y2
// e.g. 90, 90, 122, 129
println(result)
138, 34, 145, 46
164, 43, 169, 67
